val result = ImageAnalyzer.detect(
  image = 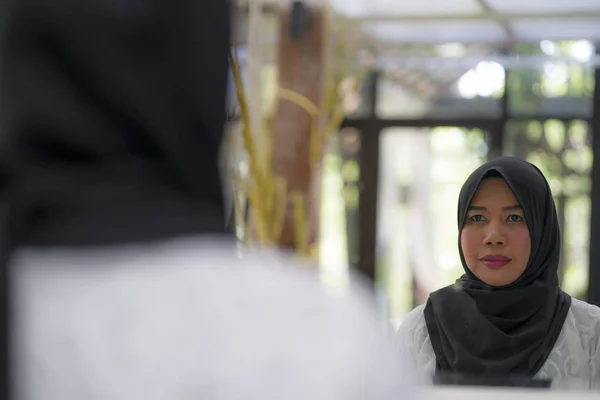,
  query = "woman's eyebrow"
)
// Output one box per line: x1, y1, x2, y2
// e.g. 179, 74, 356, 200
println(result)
468, 205, 486, 211
467, 205, 522, 211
